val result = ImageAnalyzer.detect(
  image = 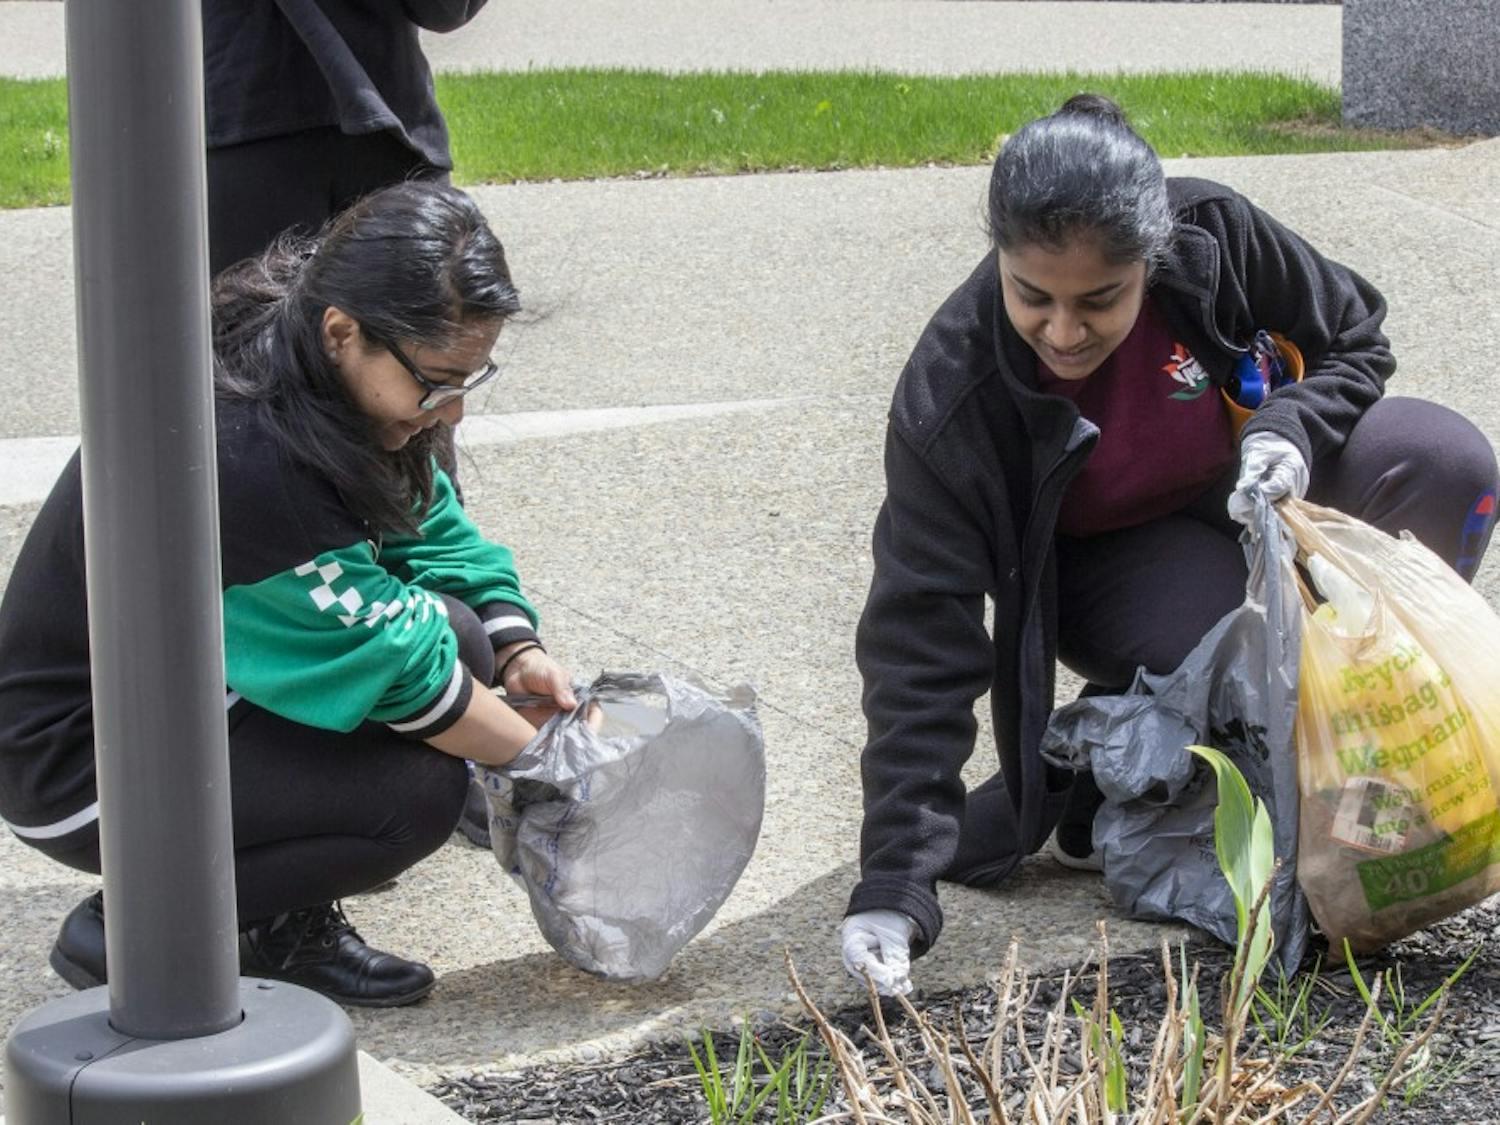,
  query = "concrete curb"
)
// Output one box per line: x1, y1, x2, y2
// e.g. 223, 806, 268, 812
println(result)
357, 1050, 469, 1125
